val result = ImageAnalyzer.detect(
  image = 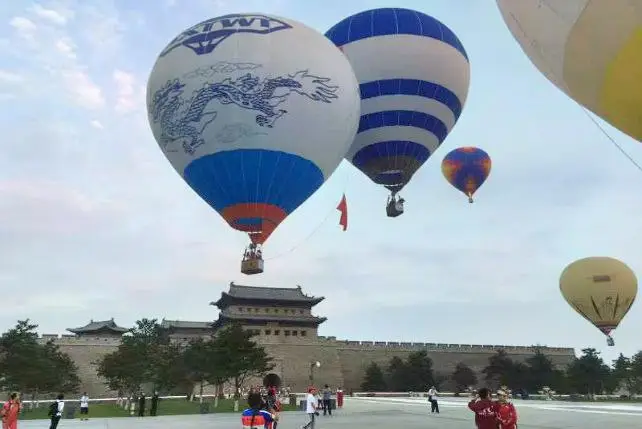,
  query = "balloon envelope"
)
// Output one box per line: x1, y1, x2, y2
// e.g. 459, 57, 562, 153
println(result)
147, 14, 361, 244
496, 0, 642, 142
559, 257, 638, 335
441, 147, 491, 200
326, 8, 470, 193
